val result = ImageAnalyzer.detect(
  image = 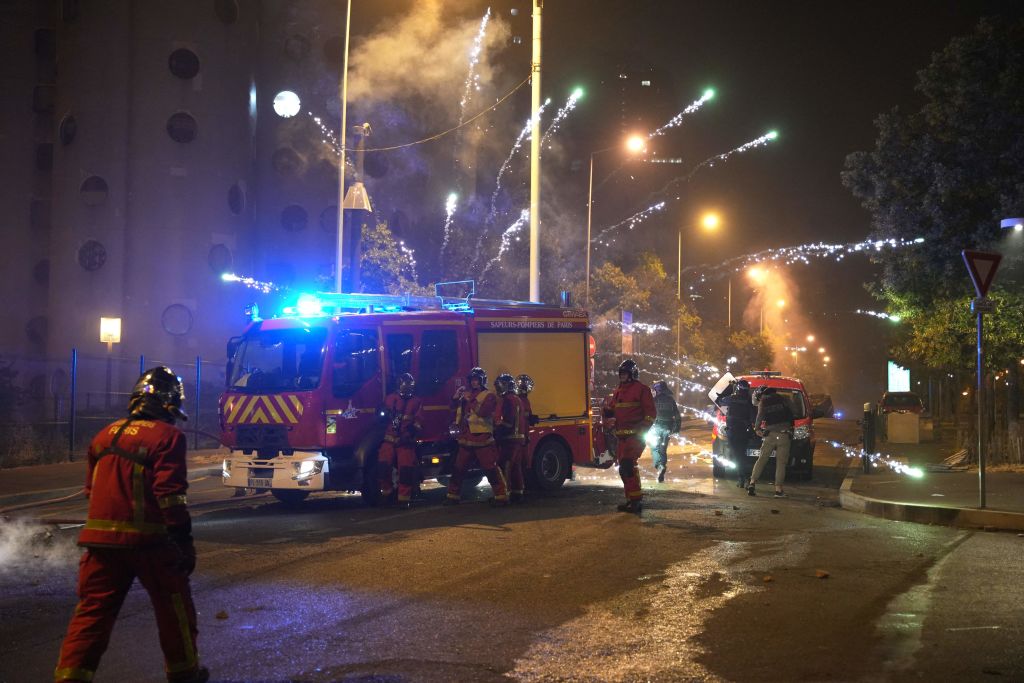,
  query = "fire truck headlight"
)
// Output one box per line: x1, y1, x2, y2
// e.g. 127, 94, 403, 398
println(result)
292, 459, 324, 481
221, 459, 232, 478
